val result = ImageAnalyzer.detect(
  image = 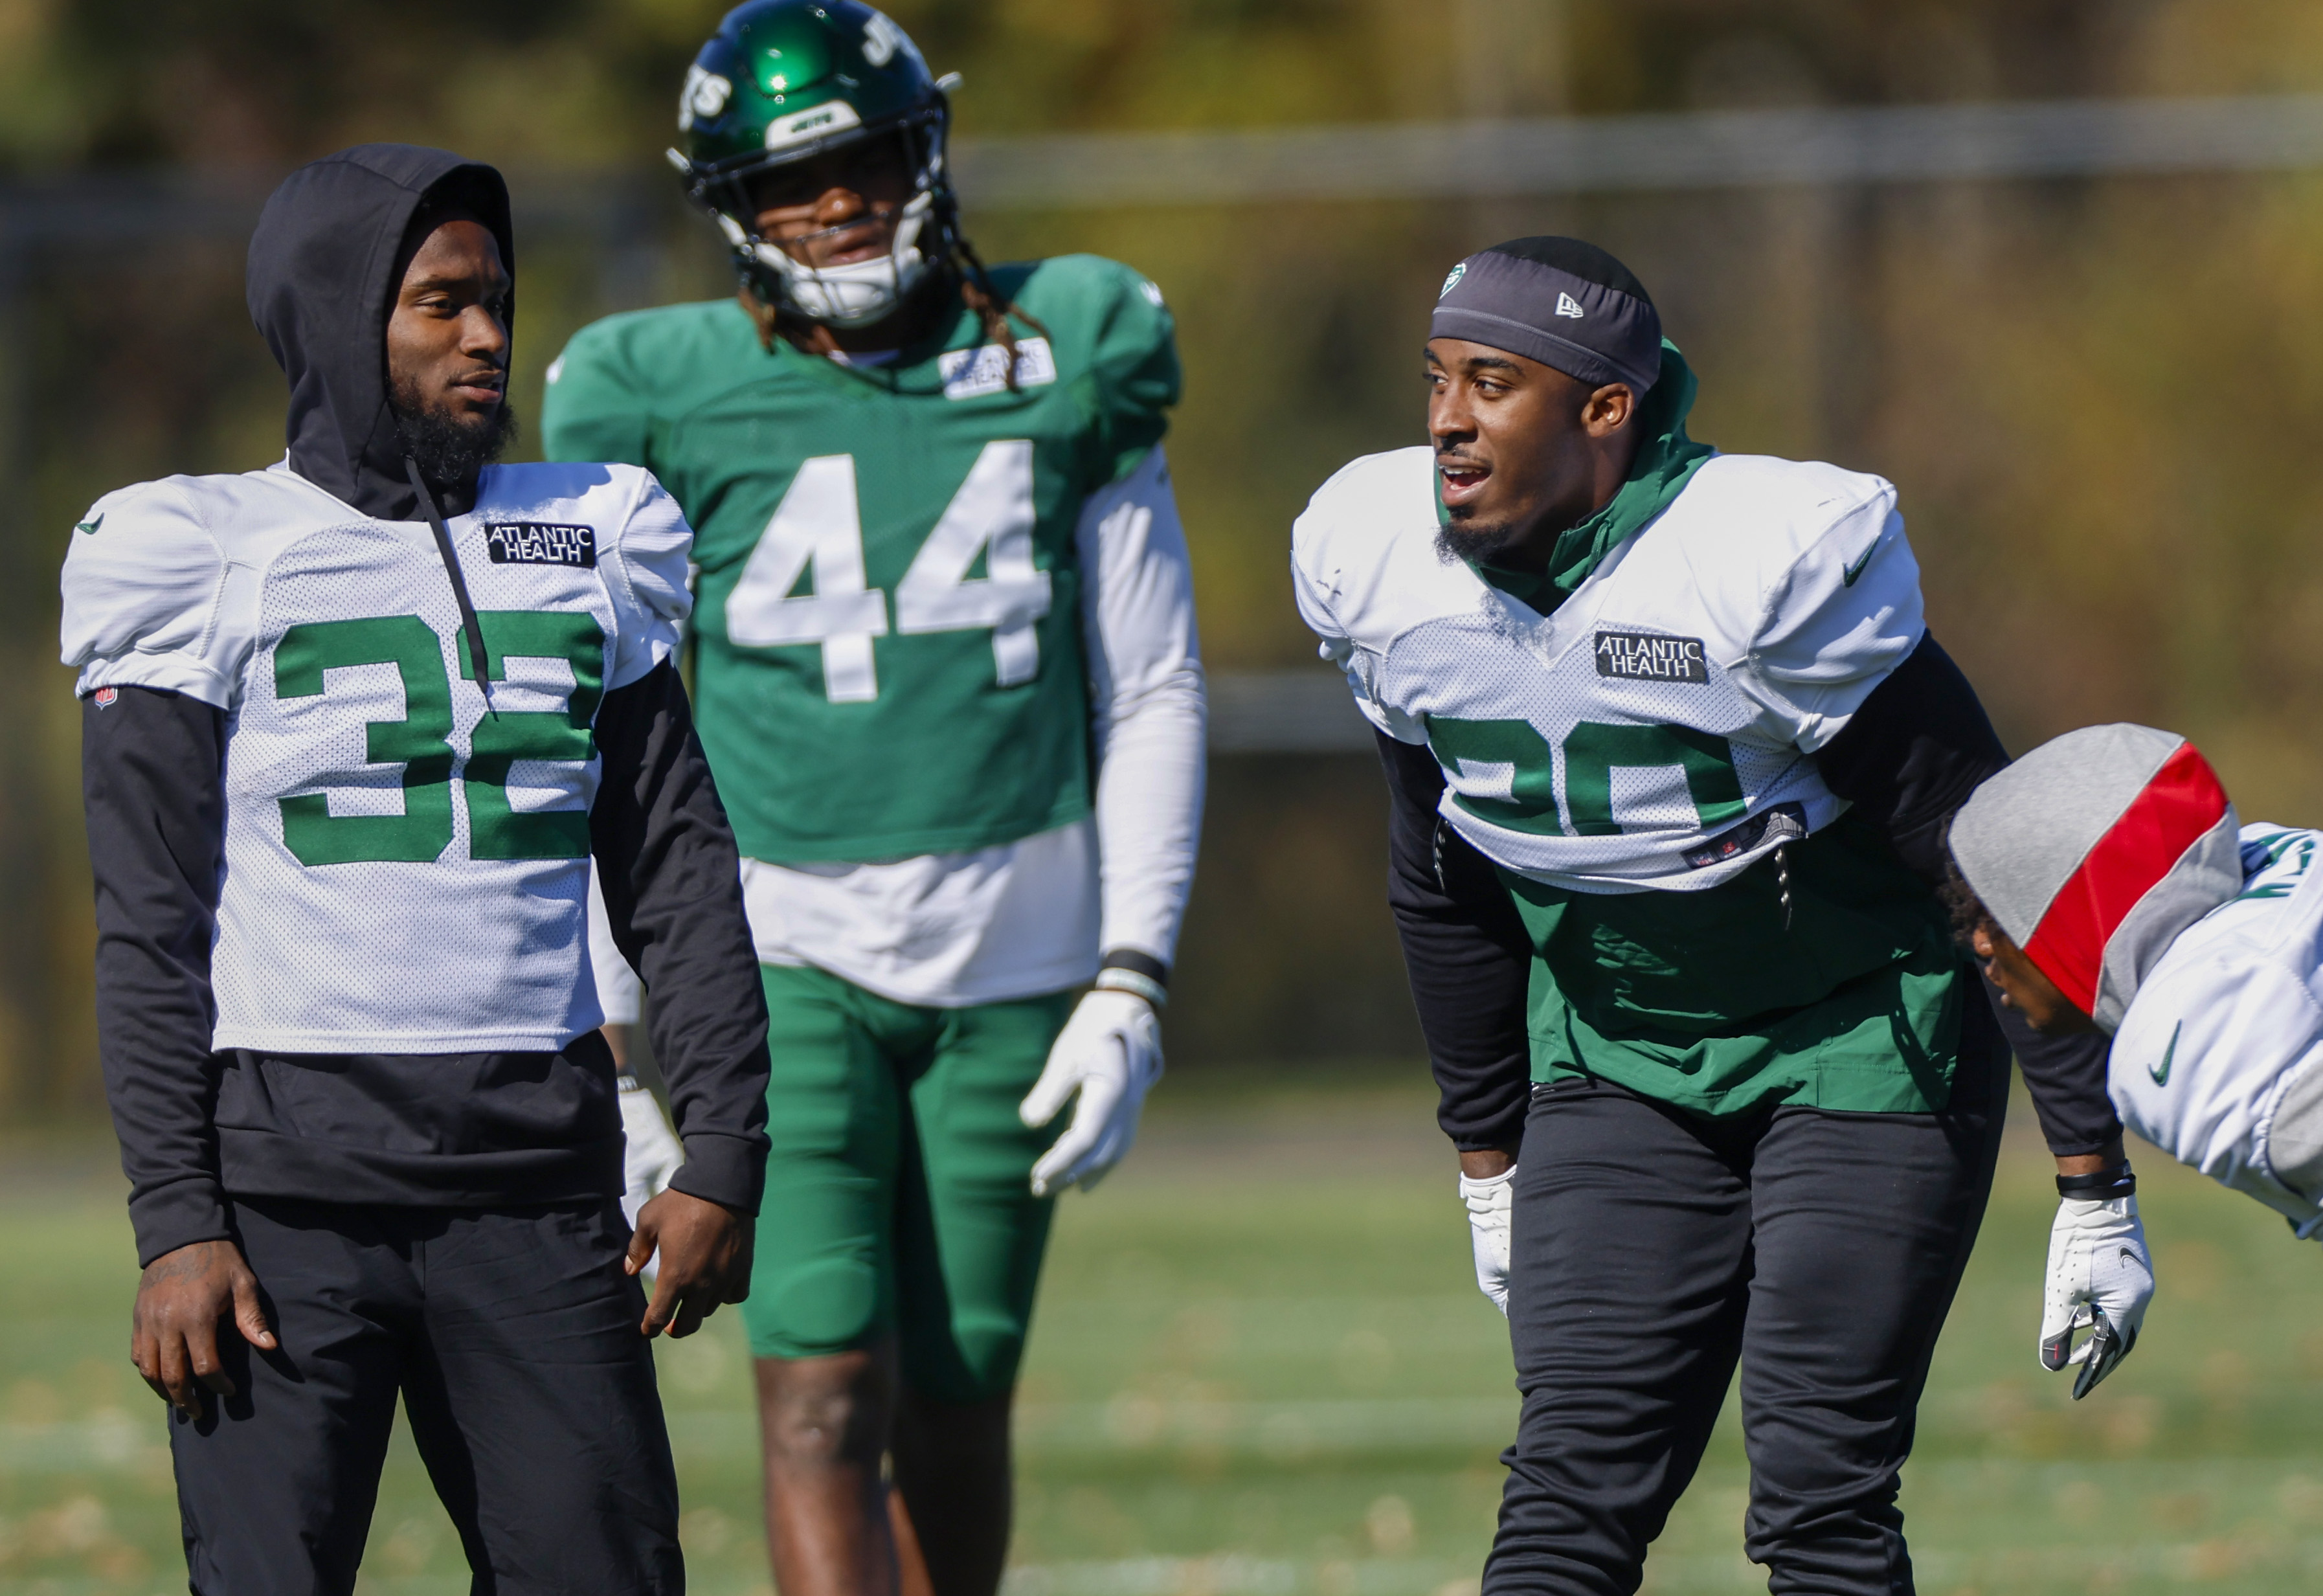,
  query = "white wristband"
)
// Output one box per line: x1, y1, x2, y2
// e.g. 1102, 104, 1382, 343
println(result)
1459, 1165, 1517, 1204
1094, 968, 1168, 1009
